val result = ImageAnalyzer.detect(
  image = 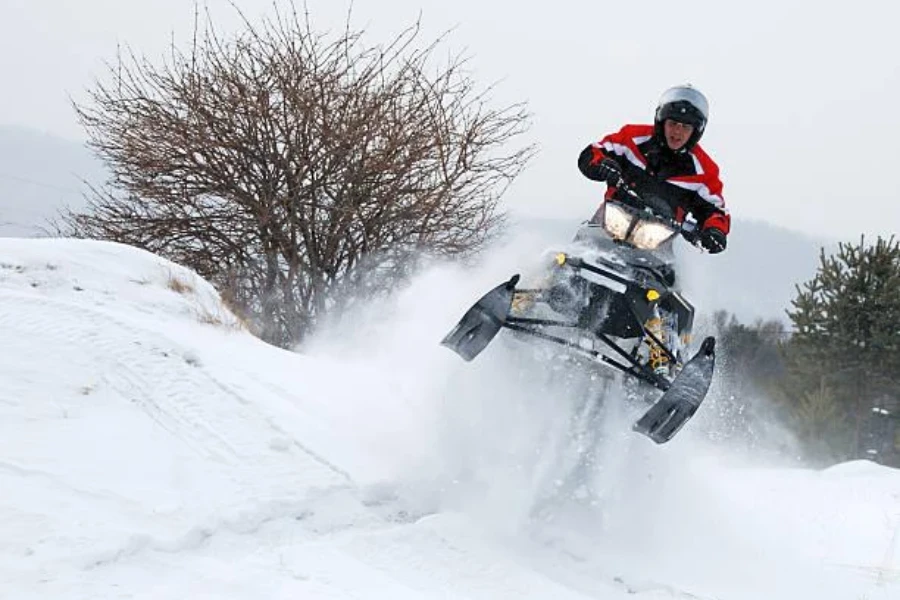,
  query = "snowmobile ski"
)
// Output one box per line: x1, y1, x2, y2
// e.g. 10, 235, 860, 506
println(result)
633, 336, 716, 444
441, 275, 519, 361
